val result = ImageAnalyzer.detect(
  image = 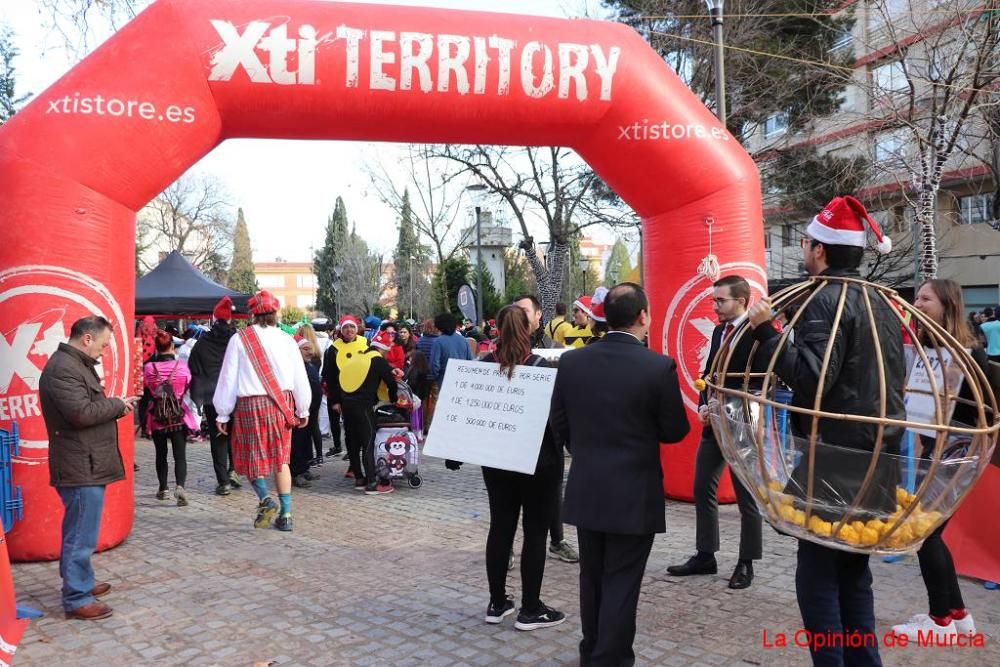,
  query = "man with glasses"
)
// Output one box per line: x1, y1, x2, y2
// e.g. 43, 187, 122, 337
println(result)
667, 275, 764, 589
